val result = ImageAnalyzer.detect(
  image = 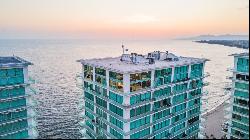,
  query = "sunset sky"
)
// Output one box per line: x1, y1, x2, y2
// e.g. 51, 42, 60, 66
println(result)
0, 0, 249, 39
